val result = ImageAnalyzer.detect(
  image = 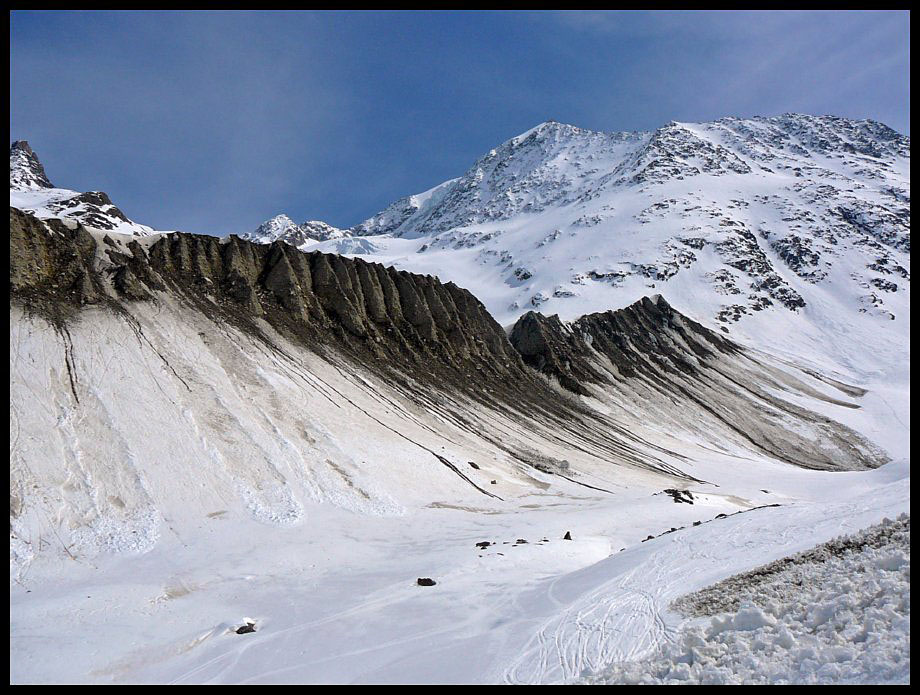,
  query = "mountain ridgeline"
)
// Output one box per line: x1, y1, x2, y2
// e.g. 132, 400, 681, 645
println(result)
244, 114, 908, 384
10, 206, 885, 473
10, 207, 522, 387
